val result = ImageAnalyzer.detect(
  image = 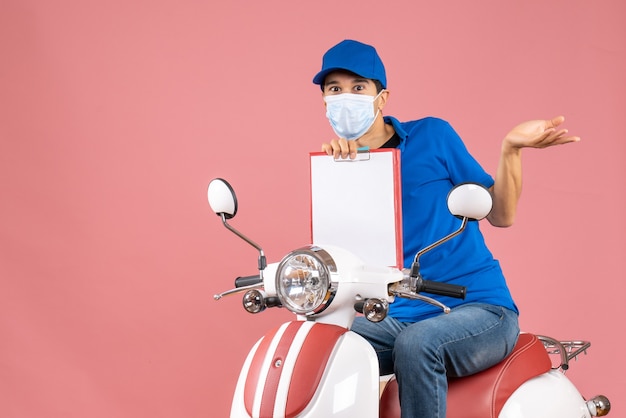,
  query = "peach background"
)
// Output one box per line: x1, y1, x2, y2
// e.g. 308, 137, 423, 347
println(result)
1, 1, 624, 417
